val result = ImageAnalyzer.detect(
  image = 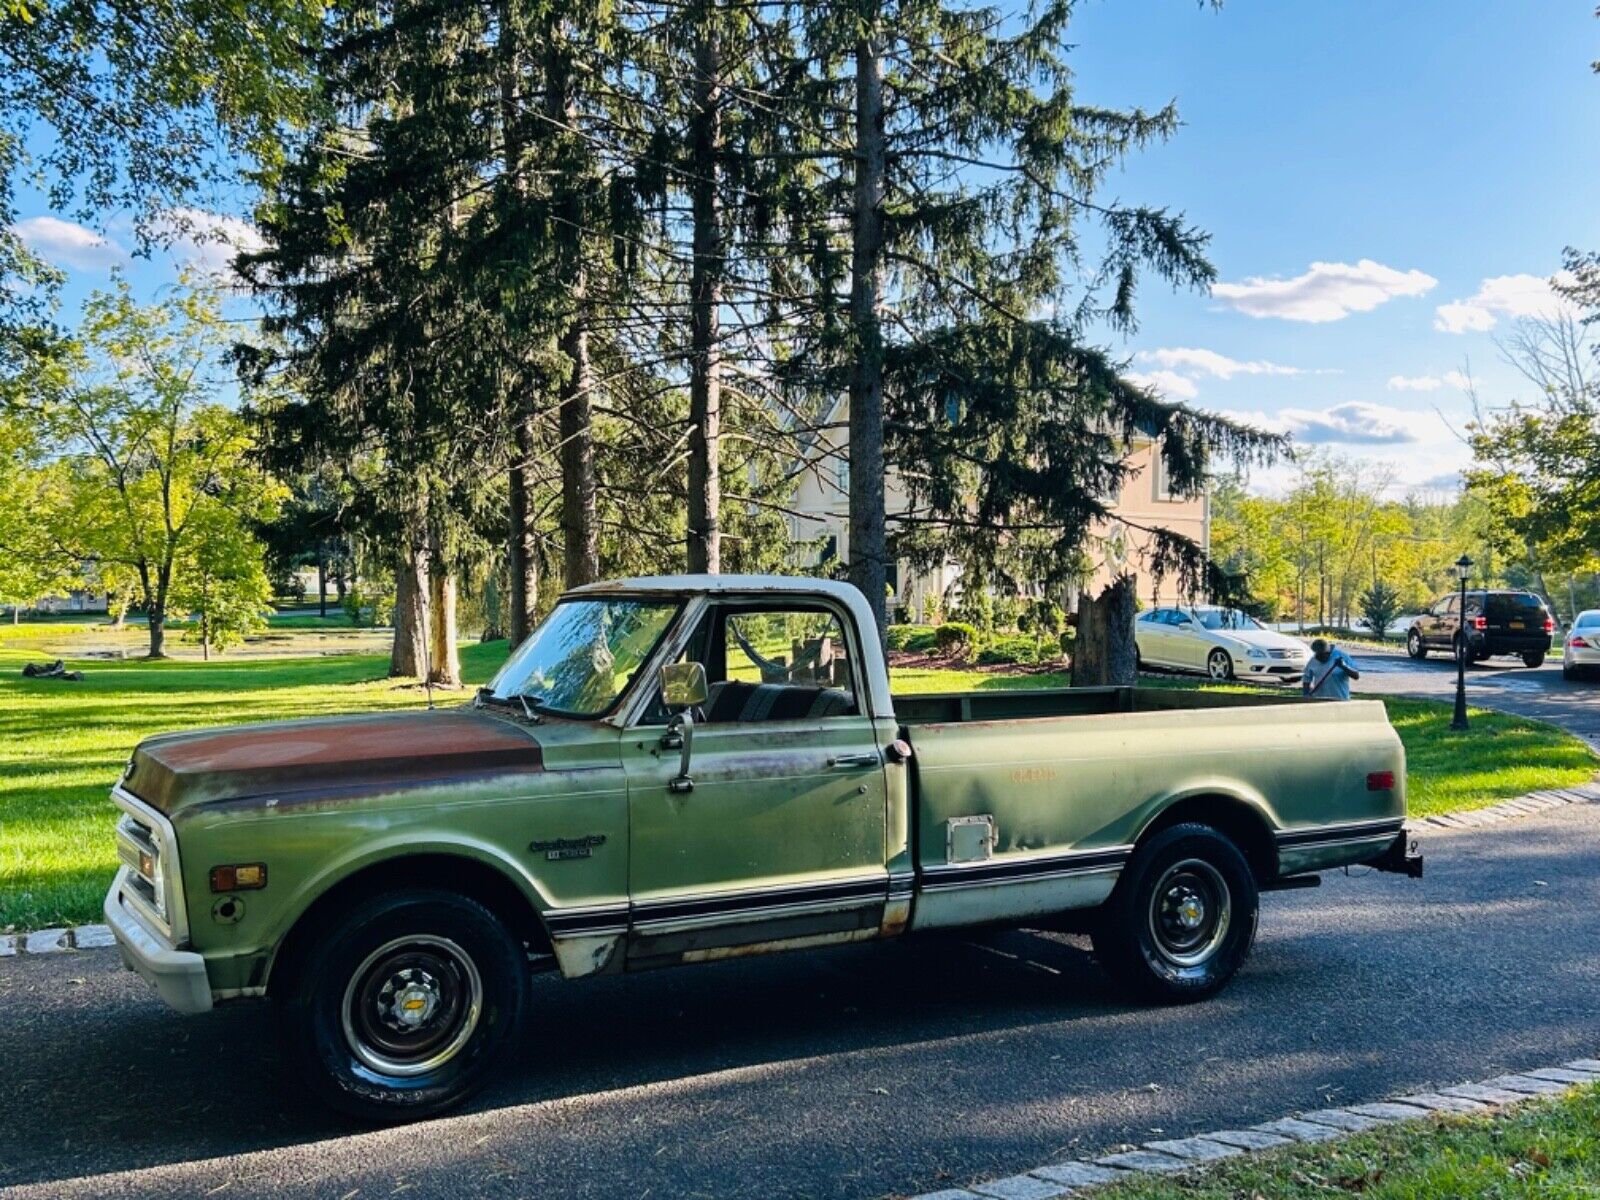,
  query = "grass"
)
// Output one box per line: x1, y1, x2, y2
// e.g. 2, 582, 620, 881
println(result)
0, 641, 1591, 930
1093, 1085, 1600, 1199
